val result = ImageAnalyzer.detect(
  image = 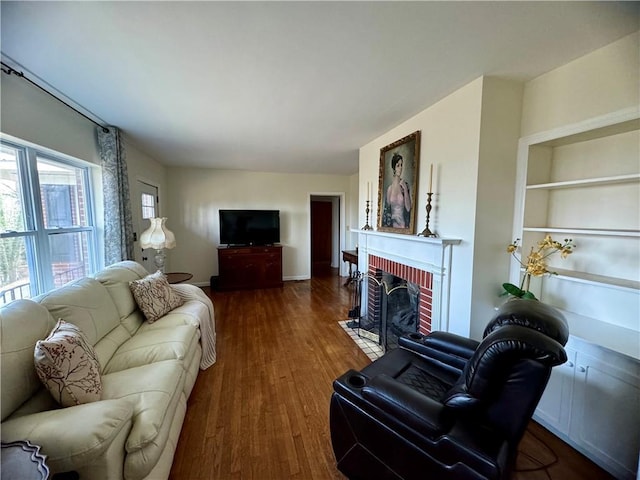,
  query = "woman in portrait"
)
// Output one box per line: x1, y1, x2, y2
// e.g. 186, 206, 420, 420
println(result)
384, 153, 411, 228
